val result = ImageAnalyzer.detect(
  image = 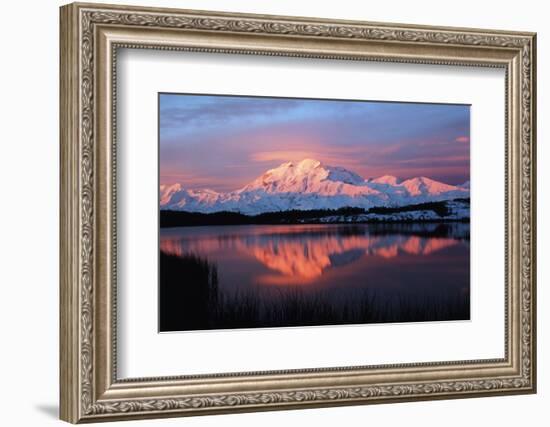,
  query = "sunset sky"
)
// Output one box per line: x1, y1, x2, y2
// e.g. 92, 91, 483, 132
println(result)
160, 93, 470, 192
